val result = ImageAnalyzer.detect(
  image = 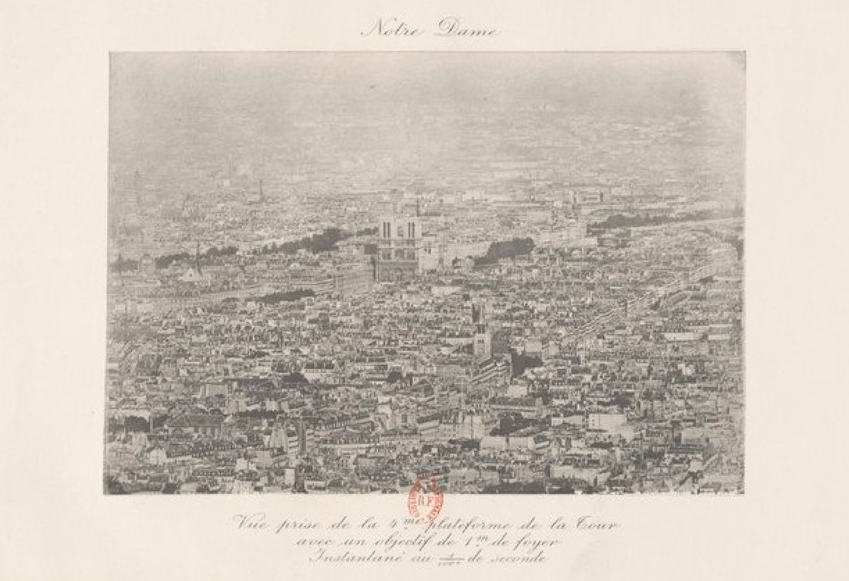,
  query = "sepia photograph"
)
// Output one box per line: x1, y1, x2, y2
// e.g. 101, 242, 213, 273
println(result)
104, 51, 745, 495
5, 0, 849, 579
